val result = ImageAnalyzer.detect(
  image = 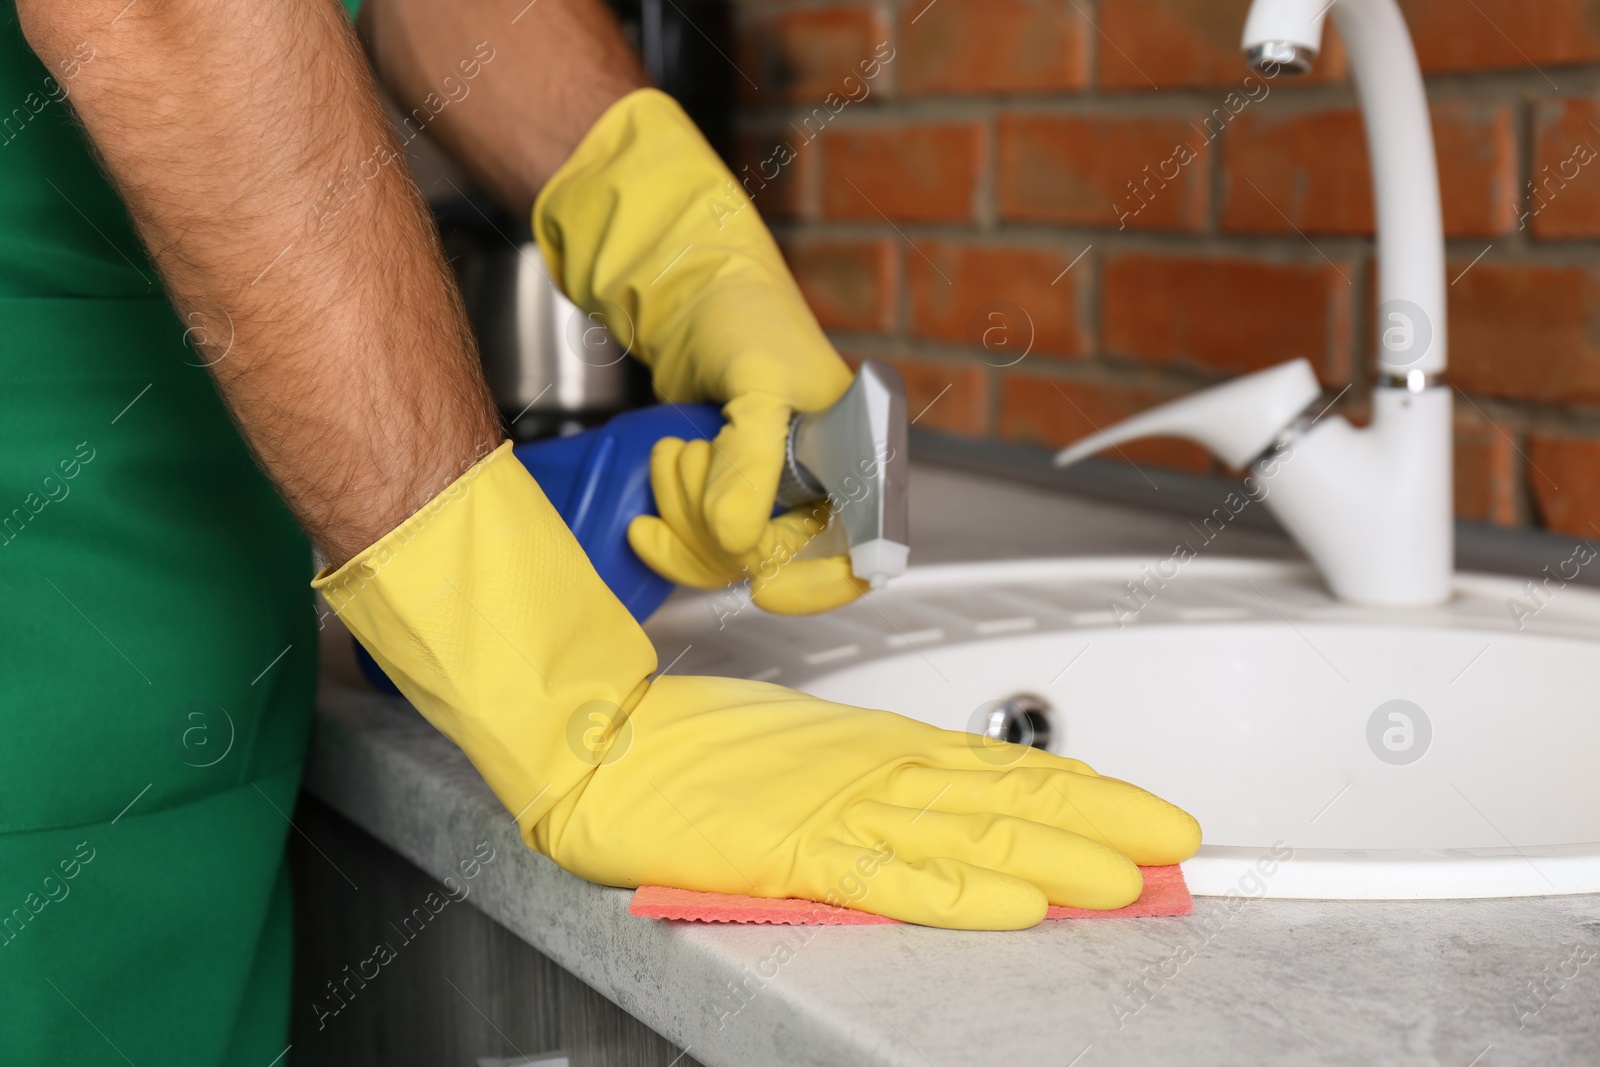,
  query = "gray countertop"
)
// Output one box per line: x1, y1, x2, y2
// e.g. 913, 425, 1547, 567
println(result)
307, 462, 1600, 1067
